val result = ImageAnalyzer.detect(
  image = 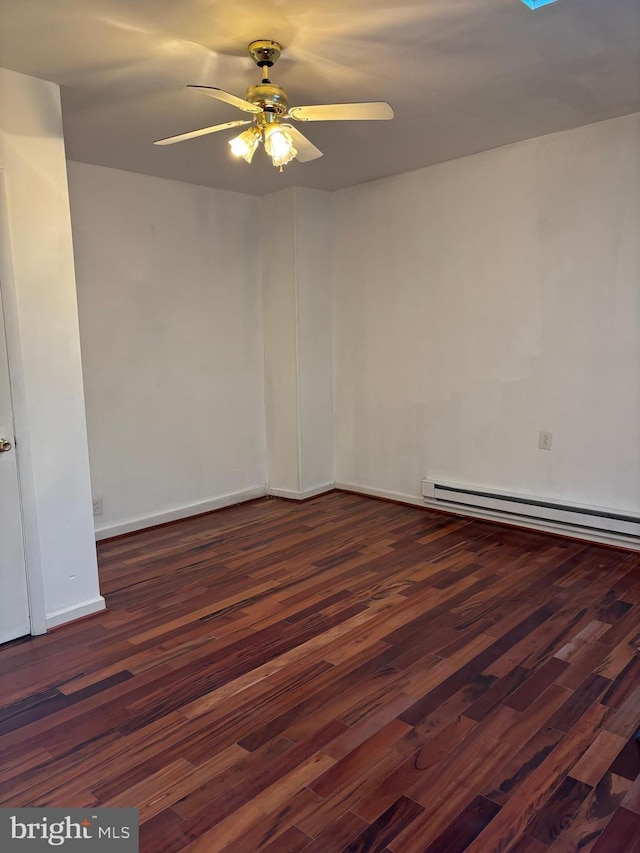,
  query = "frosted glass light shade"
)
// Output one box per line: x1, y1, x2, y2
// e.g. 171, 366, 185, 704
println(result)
264, 125, 297, 168
229, 127, 261, 163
